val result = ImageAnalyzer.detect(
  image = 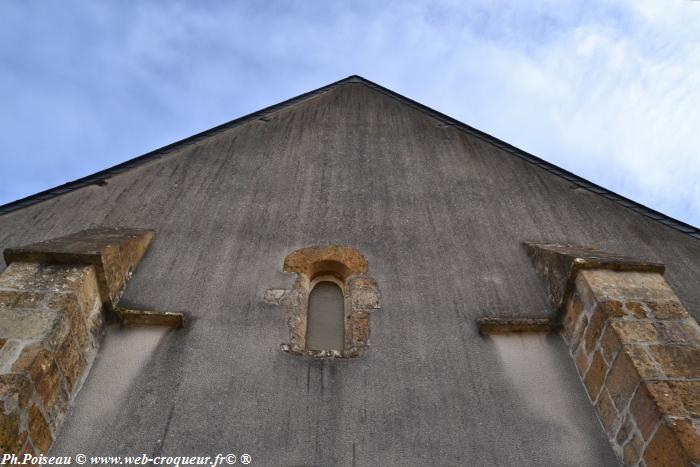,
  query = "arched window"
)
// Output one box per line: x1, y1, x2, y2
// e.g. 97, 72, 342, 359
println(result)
275, 245, 382, 358
306, 280, 344, 351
